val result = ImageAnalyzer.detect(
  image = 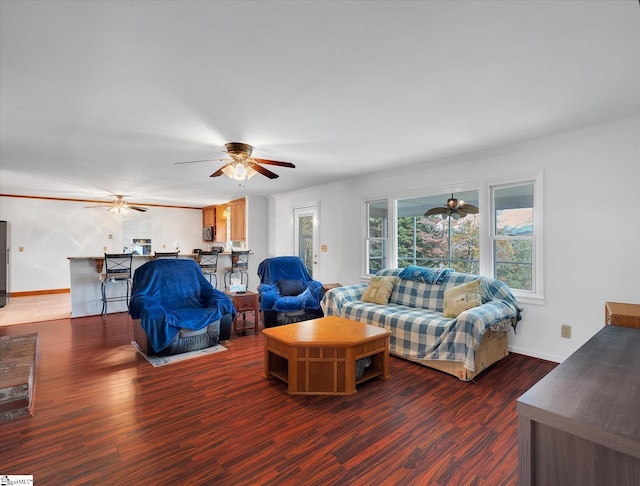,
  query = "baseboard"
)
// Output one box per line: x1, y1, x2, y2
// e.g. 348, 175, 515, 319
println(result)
508, 345, 563, 364
10, 289, 70, 298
